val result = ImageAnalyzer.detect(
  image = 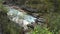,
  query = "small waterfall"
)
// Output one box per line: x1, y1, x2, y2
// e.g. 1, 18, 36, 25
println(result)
7, 6, 37, 30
